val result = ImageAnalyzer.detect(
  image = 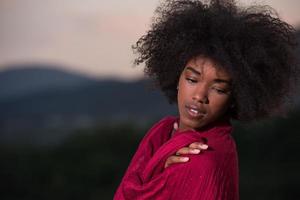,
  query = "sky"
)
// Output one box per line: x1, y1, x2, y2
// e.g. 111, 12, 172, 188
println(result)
0, 0, 299, 80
